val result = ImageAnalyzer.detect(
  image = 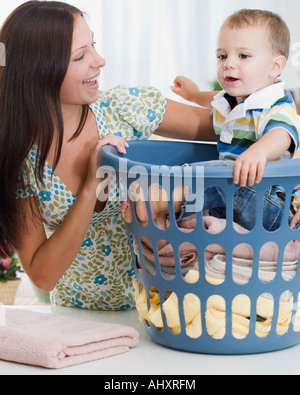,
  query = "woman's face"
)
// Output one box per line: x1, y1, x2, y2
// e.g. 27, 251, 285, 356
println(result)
60, 15, 106, 108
